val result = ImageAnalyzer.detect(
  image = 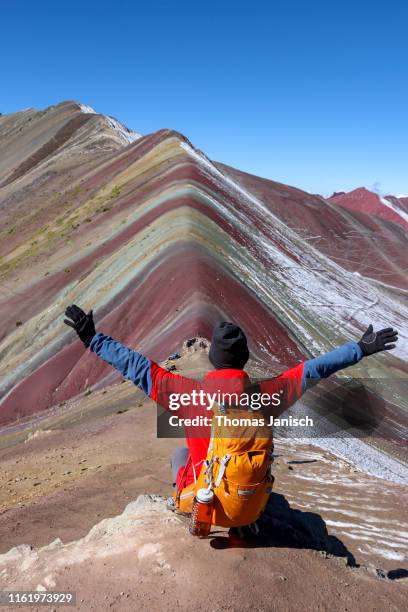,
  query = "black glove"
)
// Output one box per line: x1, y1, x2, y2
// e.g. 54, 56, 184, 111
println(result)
358, 324, 398, 356
64, 304, 96, 348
